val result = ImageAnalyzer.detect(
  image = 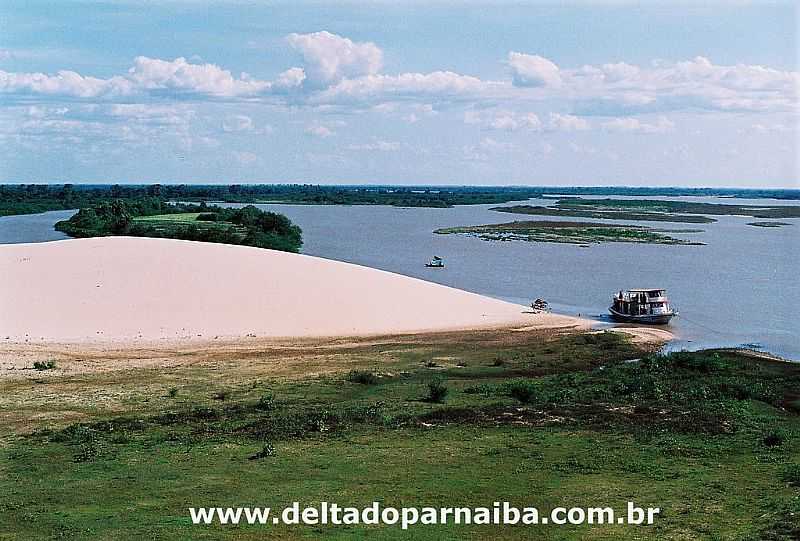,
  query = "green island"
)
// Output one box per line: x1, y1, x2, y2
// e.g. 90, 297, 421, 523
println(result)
491, 204, 717, 223
2, 184, 799, 216
54, 199, 303, 253
2, 330, 799, 539
435, 220, 704, 245
748, 221, 793, 228
552, 198, 800, 220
